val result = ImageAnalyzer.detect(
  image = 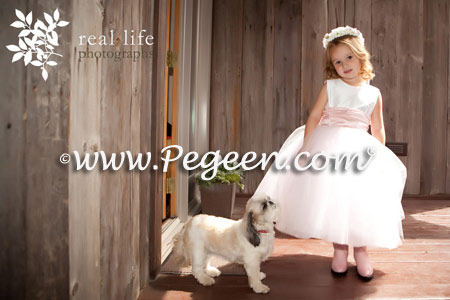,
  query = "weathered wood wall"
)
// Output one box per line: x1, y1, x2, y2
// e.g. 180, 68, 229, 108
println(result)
70, 0, 160, 299
1, 0, 71, 299
210, 0, 450, 195
1, 0, 162, 299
